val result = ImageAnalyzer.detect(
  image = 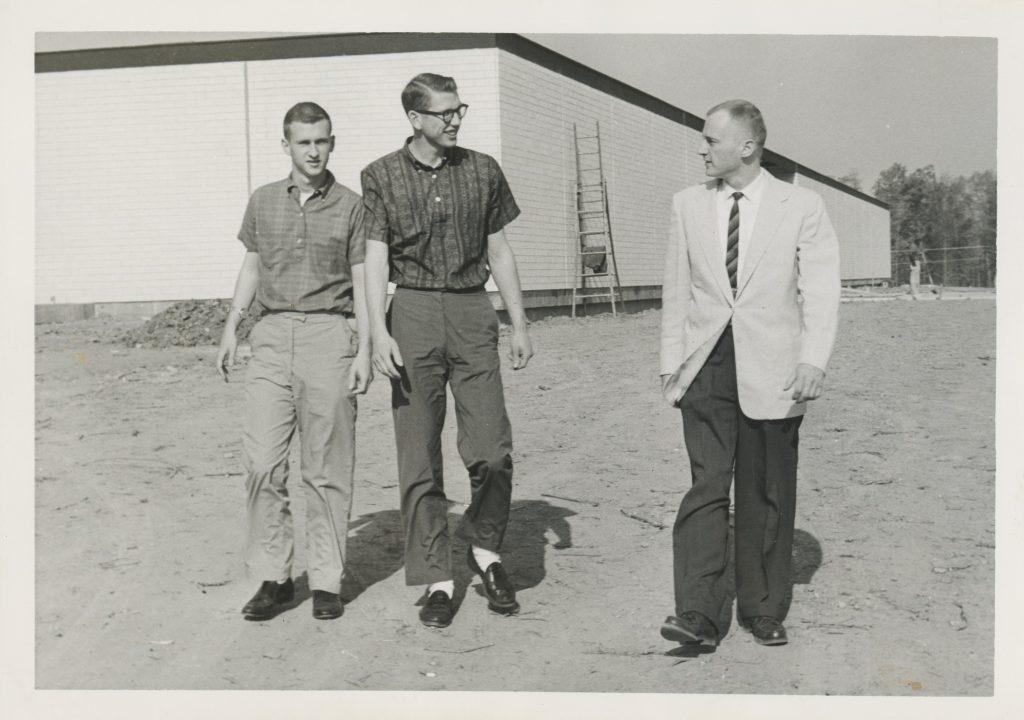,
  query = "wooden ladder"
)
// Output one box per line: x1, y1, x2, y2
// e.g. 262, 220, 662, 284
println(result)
571, 121, 623, 319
